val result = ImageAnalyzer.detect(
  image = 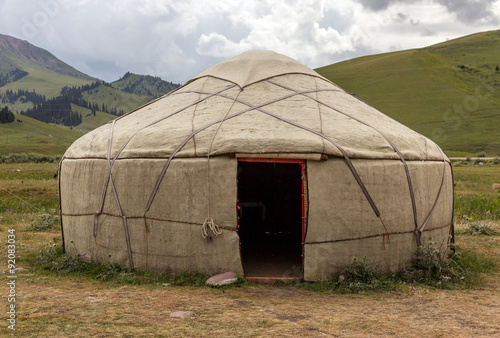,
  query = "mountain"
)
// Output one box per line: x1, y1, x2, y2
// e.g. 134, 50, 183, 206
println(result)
0, 33, 92, 80
315, 30, 500, 157
0, 34, 180, 155
113, 72, 181, 98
